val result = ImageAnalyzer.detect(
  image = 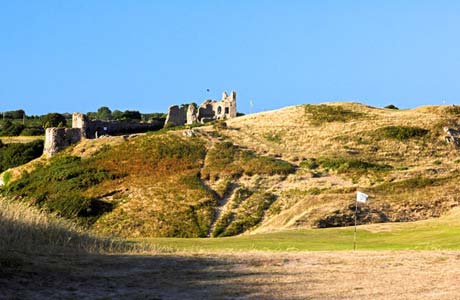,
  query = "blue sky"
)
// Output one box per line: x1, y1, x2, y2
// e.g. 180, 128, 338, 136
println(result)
1, 1, 460, 115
